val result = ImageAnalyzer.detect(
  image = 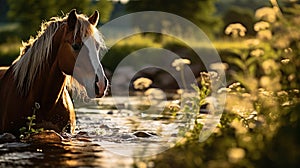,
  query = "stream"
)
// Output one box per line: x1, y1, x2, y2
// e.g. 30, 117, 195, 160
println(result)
0, 95, 199, 167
